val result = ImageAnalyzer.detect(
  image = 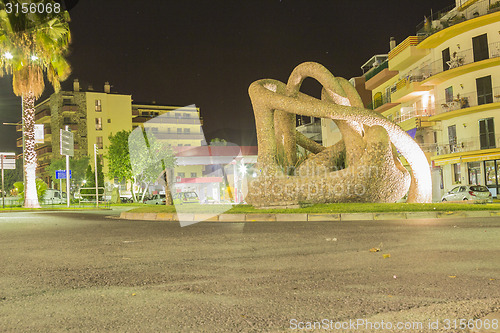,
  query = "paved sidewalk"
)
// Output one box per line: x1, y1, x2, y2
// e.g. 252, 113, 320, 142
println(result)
120, 210, 500, 222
